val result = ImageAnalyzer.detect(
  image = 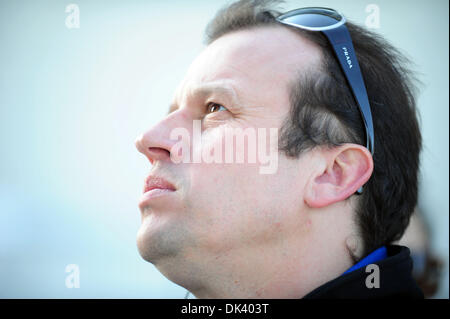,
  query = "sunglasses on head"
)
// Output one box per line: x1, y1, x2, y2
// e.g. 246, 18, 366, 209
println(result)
277, 7, 374, 194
